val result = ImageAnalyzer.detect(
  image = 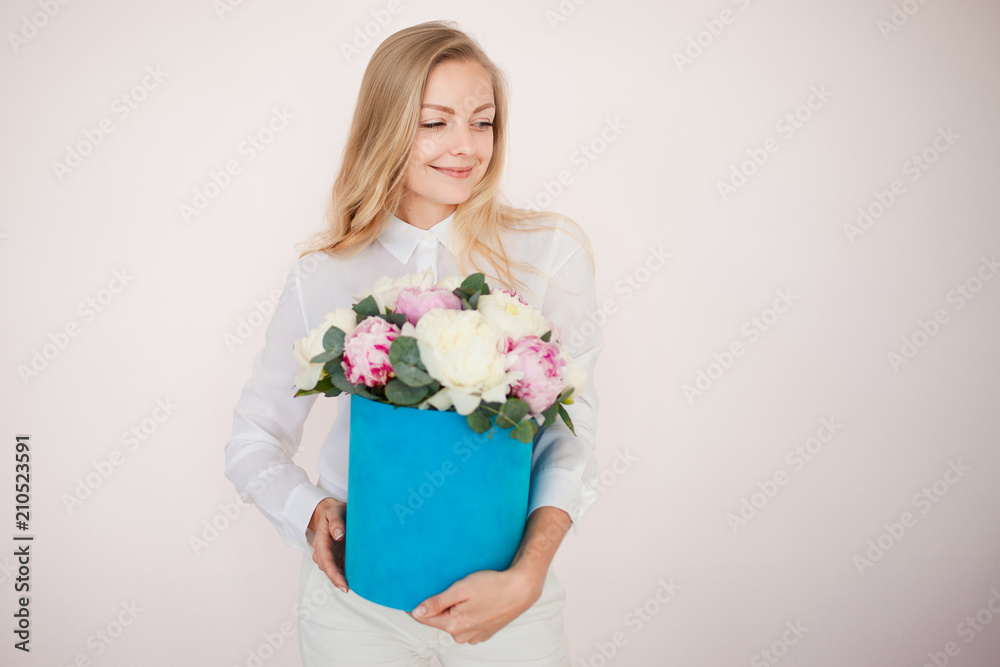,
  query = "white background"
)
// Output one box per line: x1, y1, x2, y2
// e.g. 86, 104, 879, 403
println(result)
2, 0, 999, 665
